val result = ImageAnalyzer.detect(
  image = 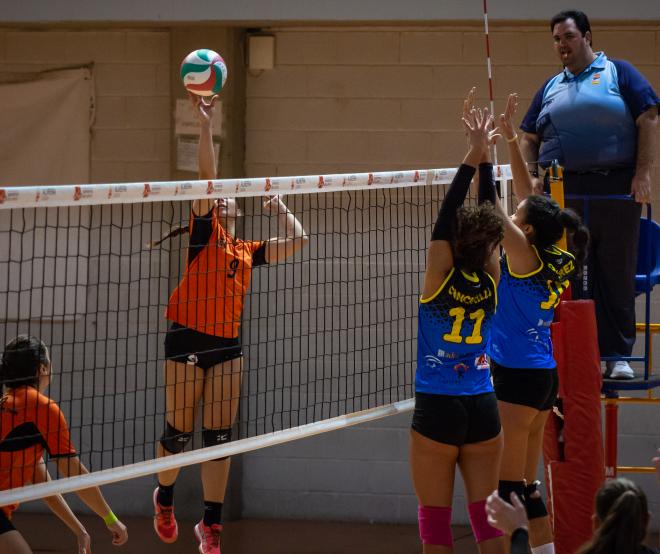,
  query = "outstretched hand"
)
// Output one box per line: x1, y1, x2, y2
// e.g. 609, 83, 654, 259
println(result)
263, 195, 287, 215
485, 490, 529, 536
498, 93, 519, 141
188, 91, 219, 125
462, 106, 500, 152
